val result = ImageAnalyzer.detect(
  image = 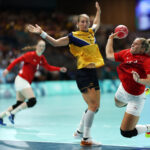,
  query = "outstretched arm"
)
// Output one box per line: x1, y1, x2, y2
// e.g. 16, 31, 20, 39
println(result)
41, 56, 67, 73
3, 56, 24, 77
26, 24, 69, 47
105, 33, 118, 61
92, 1, 101, 33
2, 69, 9, 77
